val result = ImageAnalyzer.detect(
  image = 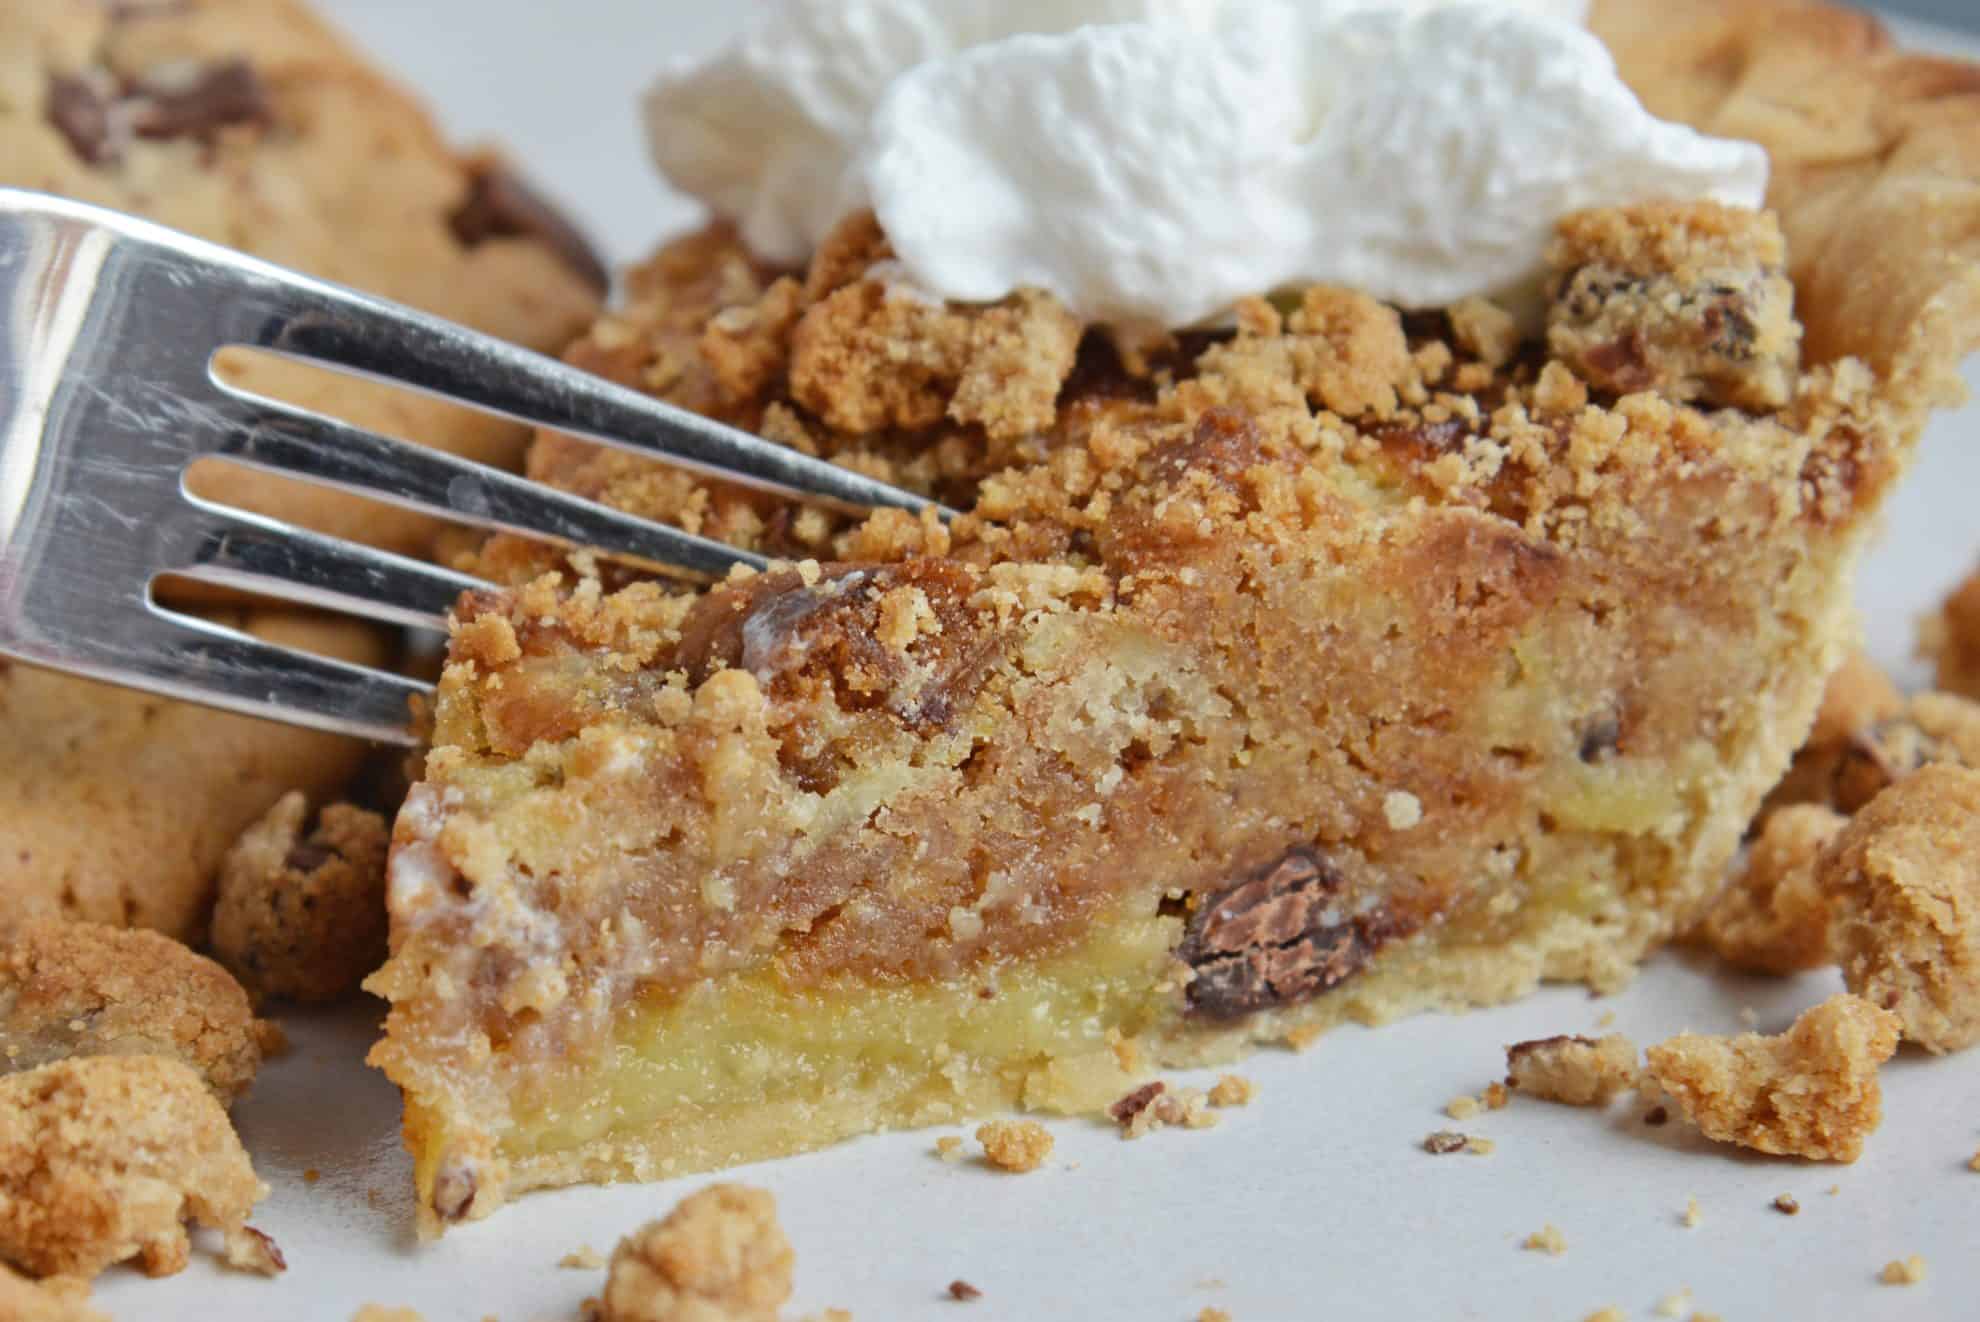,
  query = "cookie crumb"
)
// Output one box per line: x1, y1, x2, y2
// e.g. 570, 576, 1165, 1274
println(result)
976, 1120, 1053, 1172
1771, 1194, 1800, 1216
1582, 1310, 1625, 1322
1654, 1290, 1691, 1318
1879, 1255, 1926, 1286
1423, 1130, 1469, 1155
562, 1245, 607, 1269
1444, 1094, 1481, 1121
1969, 1149, 1980, 1172
1682, 1196, 1702, 1228
1644, 994, 1900, 1162
1522, 1224, 1567, 1256
596, 1184, 792, 1322
1208, 1075, 1255, 1108
1695, 803, 1845, 974
1482, 1081, 1510, 1110
303, 1168, 321, 1185
1110, 1082, 1215, 1138
1505, 1033, 1639, 1105
350, 1309, 425, 1322
1196, 1310, 1232, 1322
1464, 1135, 1496, 1156
946, 1280, 981, 1301
934, 1136, 964, 1163
1109, 1081, 1164, 1127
